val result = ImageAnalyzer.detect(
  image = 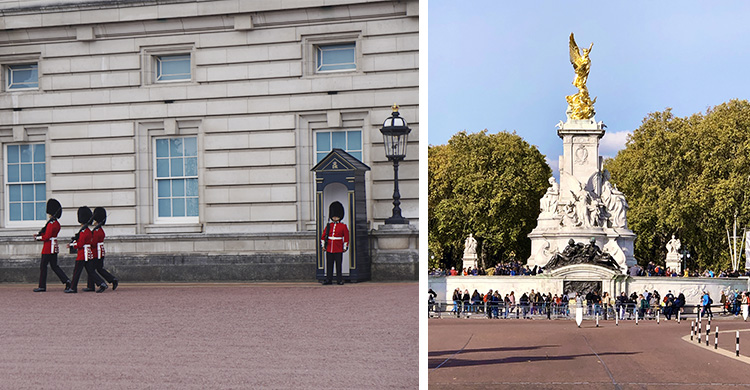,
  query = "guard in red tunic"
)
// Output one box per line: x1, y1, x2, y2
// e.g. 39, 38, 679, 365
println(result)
320, 201, 349, 285
33, 199, 70, 292
85, 207, 118, 292
66, 206, 107, 293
